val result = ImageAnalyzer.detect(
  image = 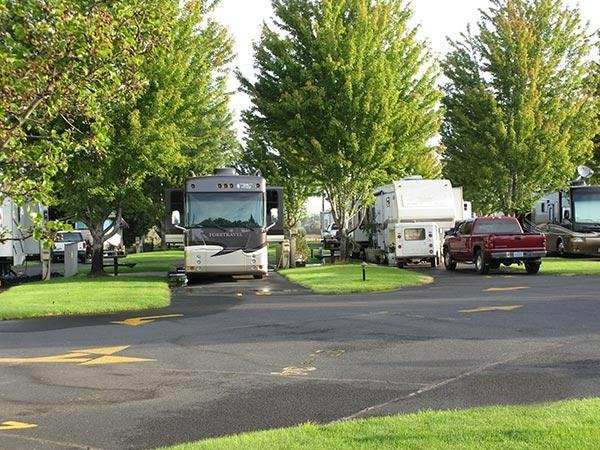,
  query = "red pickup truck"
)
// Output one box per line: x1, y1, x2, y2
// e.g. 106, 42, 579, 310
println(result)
443, 217, 546, 274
